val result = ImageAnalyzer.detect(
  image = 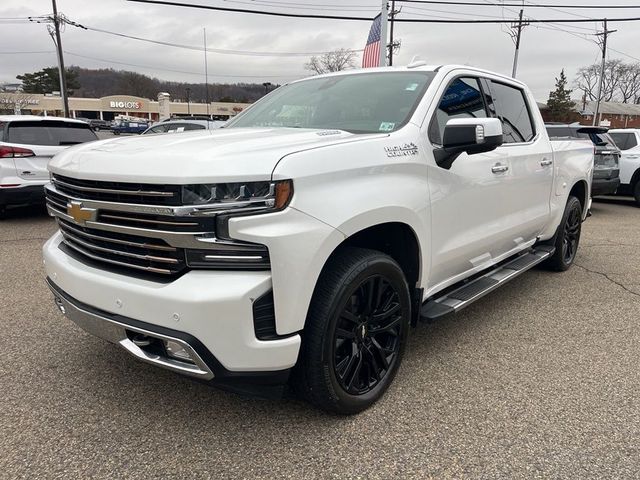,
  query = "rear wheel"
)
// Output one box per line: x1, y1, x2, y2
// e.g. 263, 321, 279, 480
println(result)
544, 195, 582, 271
294, 247, 411, 414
